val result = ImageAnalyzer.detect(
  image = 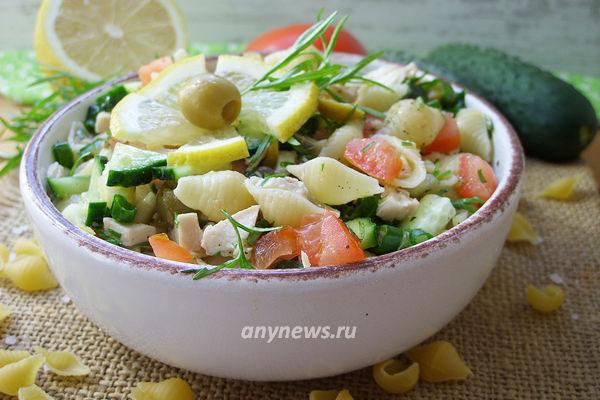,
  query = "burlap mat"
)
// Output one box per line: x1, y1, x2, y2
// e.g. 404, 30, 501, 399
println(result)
0, 158, 598, 400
